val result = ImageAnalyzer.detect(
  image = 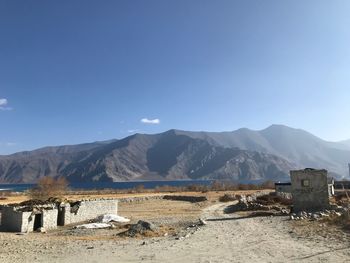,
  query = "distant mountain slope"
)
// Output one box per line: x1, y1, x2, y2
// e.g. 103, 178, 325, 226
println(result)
0, 140, 117, 183
0, 131, 295, 183
339, 139, 350, 148
174, 125, 350, 177
0, 125, 349, 183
